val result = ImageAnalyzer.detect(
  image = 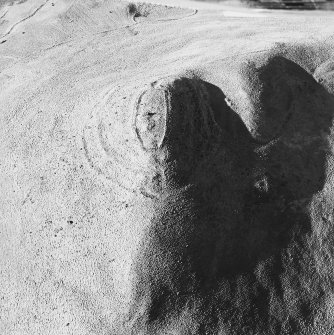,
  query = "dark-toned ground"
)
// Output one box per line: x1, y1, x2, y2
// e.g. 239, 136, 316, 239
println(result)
195, 0, 334, 10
